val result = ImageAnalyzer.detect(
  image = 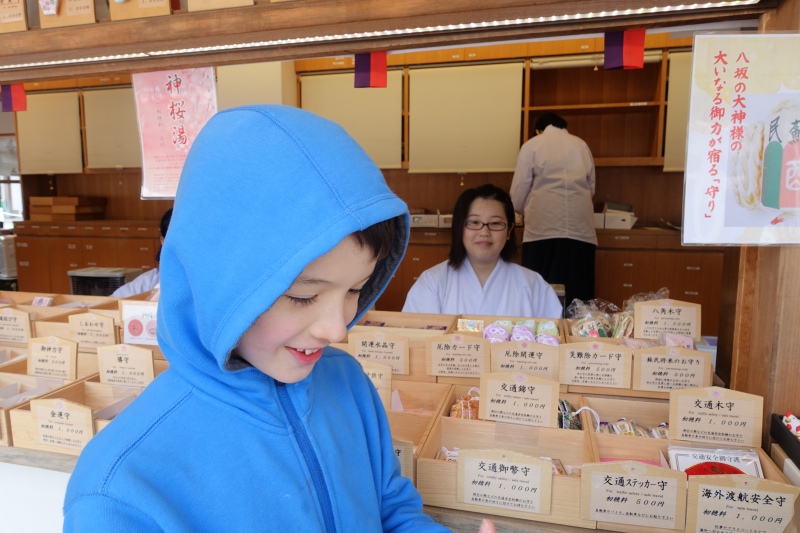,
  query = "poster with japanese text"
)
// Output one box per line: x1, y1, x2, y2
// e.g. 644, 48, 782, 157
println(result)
133, 68, 217, 199
683, 33, 800, 245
